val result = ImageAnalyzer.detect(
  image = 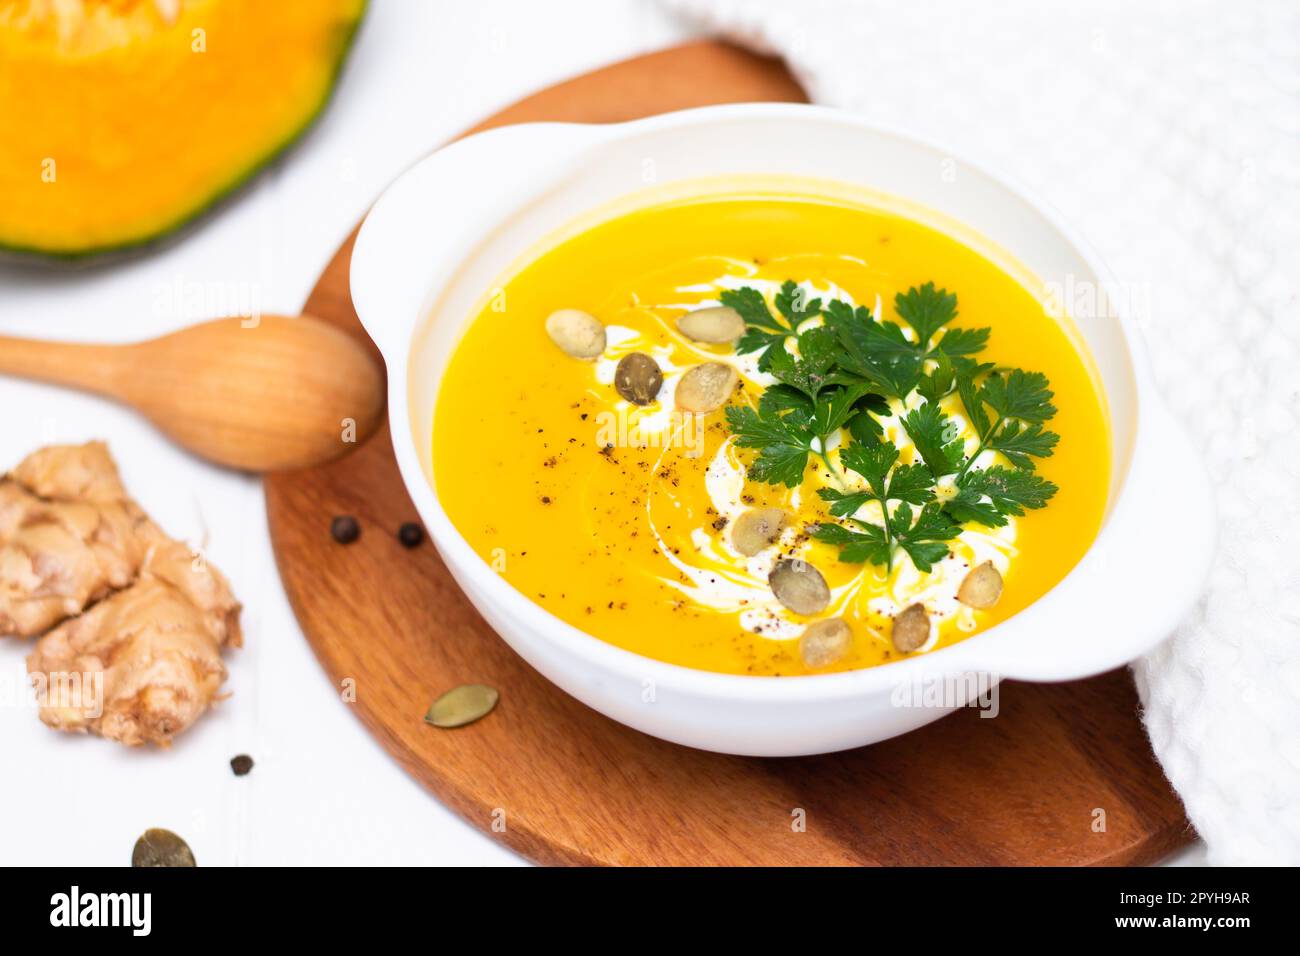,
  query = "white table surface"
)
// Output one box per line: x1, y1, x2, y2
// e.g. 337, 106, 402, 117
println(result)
0, 0, 1203, 867
0, 0, 693, 867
